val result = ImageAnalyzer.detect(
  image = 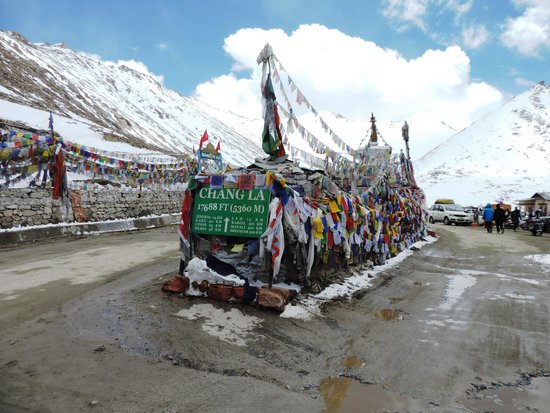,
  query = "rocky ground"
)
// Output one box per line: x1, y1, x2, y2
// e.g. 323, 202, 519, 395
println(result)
1, 224, 549, 412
